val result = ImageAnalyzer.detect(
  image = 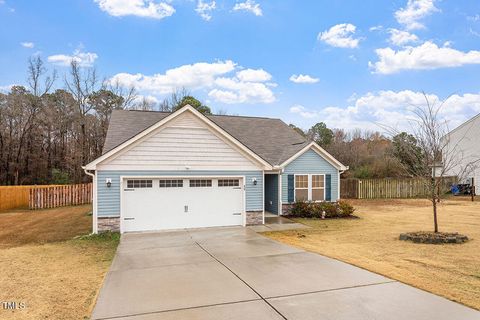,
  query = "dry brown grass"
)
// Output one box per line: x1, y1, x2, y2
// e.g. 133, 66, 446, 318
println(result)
0, 205, 92, 248
0, 205, 118, 320
264, 198, 480, 310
